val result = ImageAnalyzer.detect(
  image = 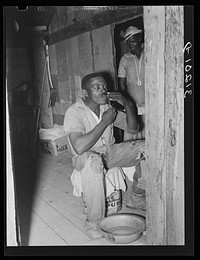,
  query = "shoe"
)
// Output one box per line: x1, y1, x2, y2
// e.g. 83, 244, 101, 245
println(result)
85, 221, 103, 239
132, 186, 146, 197
126, 193, 146, 211
131, 177, 146, 197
